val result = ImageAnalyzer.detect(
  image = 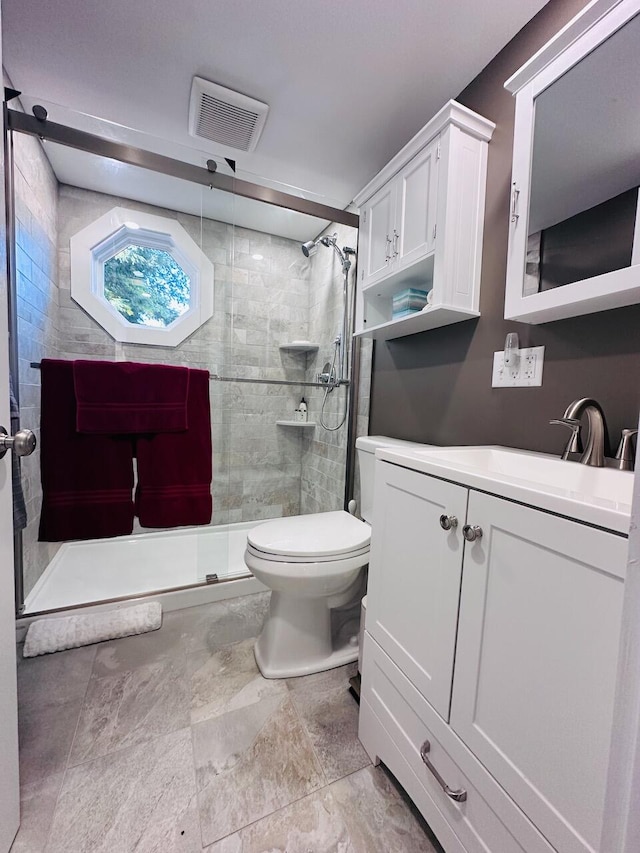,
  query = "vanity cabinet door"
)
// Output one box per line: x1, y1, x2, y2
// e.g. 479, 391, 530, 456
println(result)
396, 136, 439, 270
361, 181, 396, 288
450, 491, 627, 853
367, 461, 468, 721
